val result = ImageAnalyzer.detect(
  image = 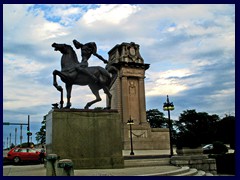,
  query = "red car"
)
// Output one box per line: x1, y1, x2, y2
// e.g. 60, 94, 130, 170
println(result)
7, 147, 44, 164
